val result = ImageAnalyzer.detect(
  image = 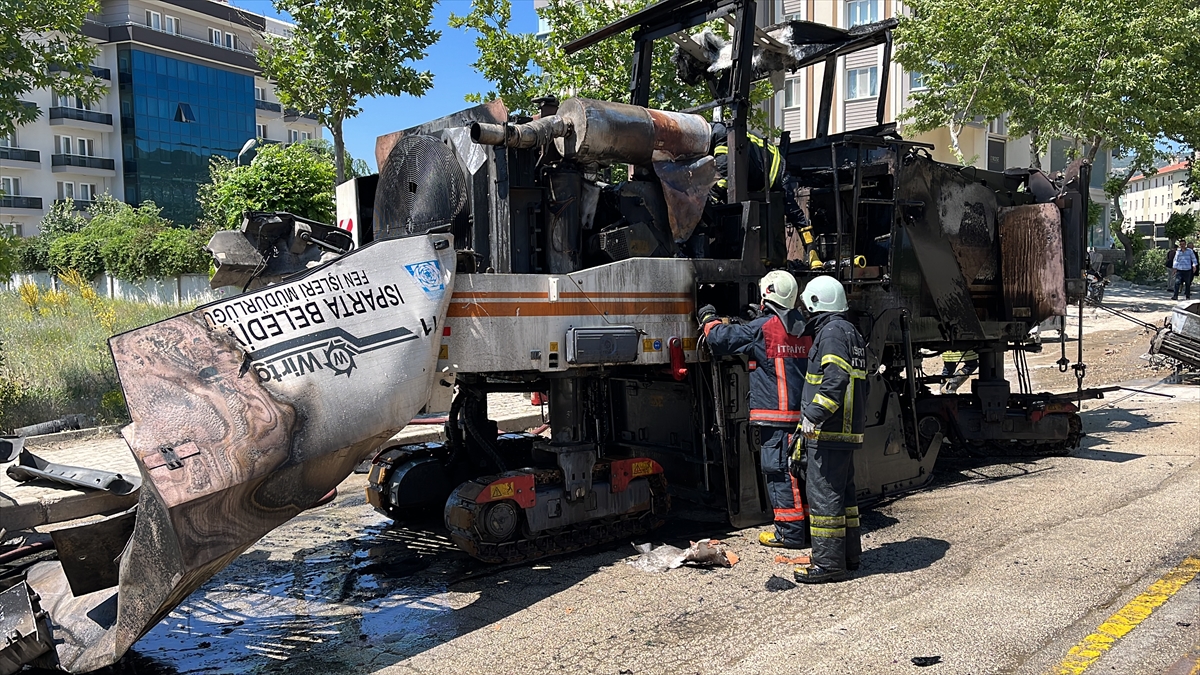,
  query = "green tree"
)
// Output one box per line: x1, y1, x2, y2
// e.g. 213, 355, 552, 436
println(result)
1, 0, 104, 138
895, 0, 1200, 168
198, 141, 338, 230
301, 138, 371, 178
450, 0, 774, 132
0, 228, 18, 283
1164, 211, 1199, 244
257, 0, 438, 183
